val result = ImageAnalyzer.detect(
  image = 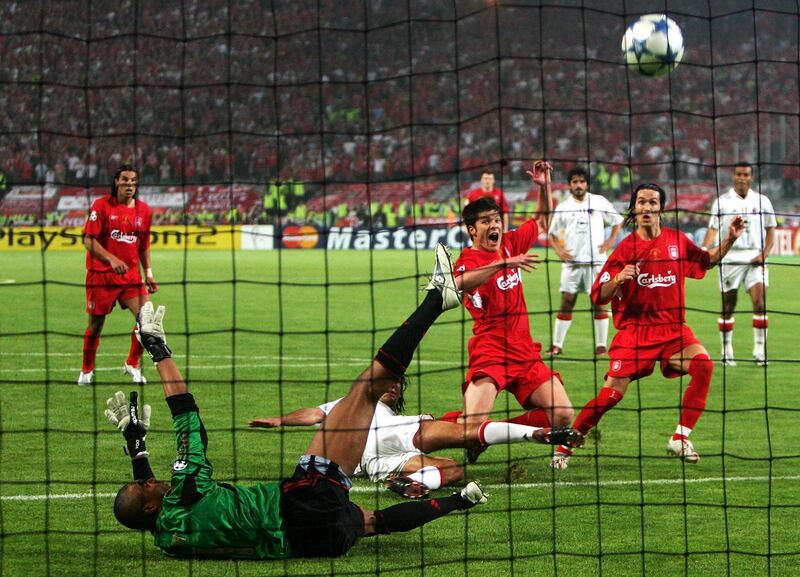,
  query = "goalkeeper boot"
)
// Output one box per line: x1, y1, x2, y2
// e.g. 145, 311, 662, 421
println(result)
425, 242, 463, 311
458, 481, 488, 507
123, 363, 147, 384
77, 370, 94, 386
666, 437, 699, 463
